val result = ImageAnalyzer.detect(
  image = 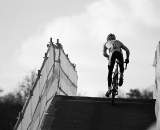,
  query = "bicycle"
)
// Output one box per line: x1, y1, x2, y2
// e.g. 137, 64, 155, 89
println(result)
111, 60, 128, 104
